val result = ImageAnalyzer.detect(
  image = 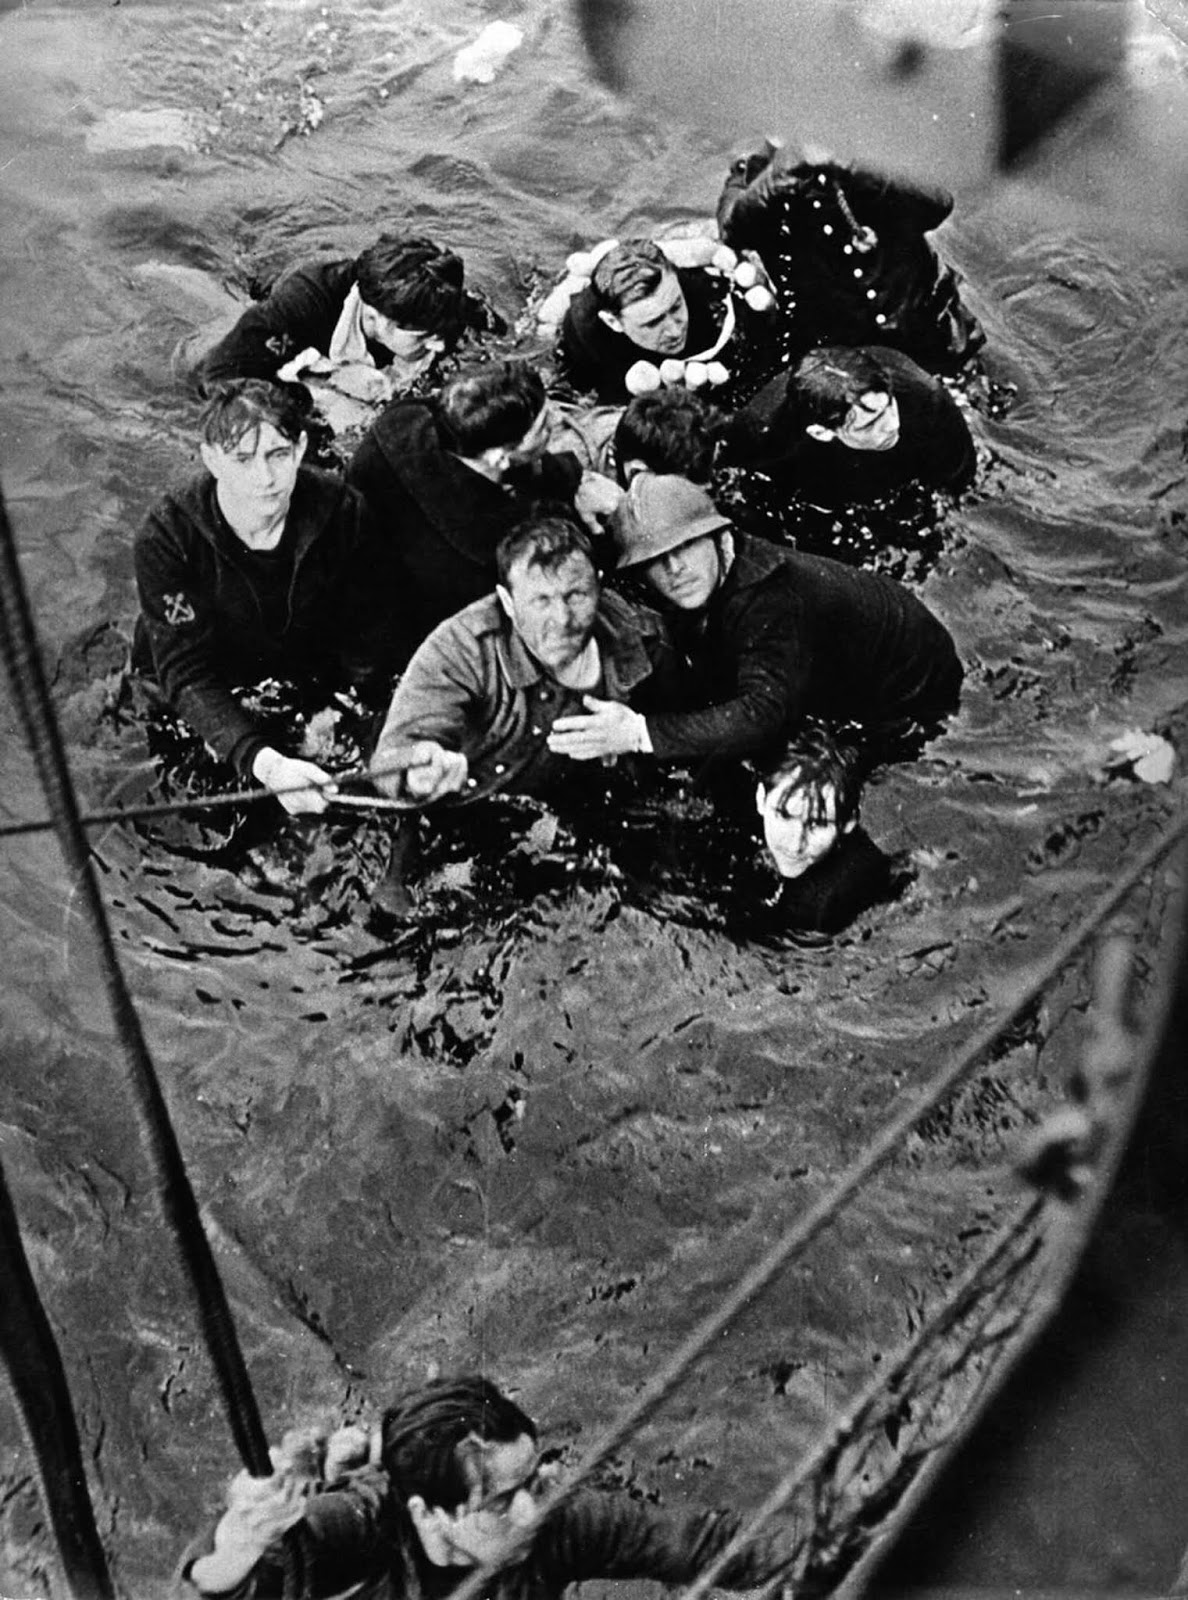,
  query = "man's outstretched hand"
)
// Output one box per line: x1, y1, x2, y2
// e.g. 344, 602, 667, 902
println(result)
372, 739, 470, 804
548, 696, 651, 760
